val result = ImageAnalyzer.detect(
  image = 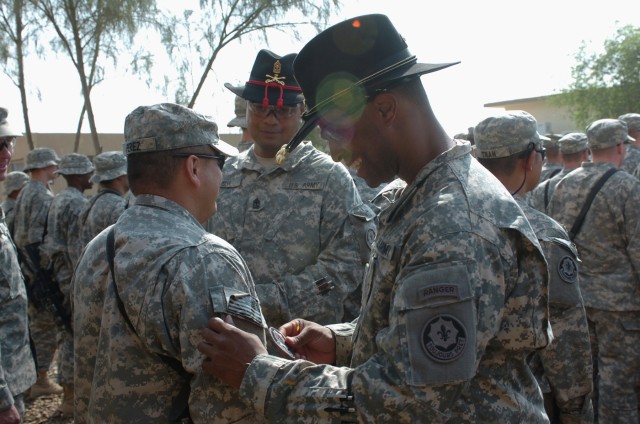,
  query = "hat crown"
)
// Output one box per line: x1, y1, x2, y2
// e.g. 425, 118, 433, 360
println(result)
25, 147, 60, 170
225, 50, 303, 107
94, 151, 126, 172
618, 113, 640, 131
558, 132, 588, 154
0, 107, 22, 138
4, 171, 29, 195
474, 110, 544, 159
587, 118, 630, 149
56, 153, 95, 175
123, 103, 236, 157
